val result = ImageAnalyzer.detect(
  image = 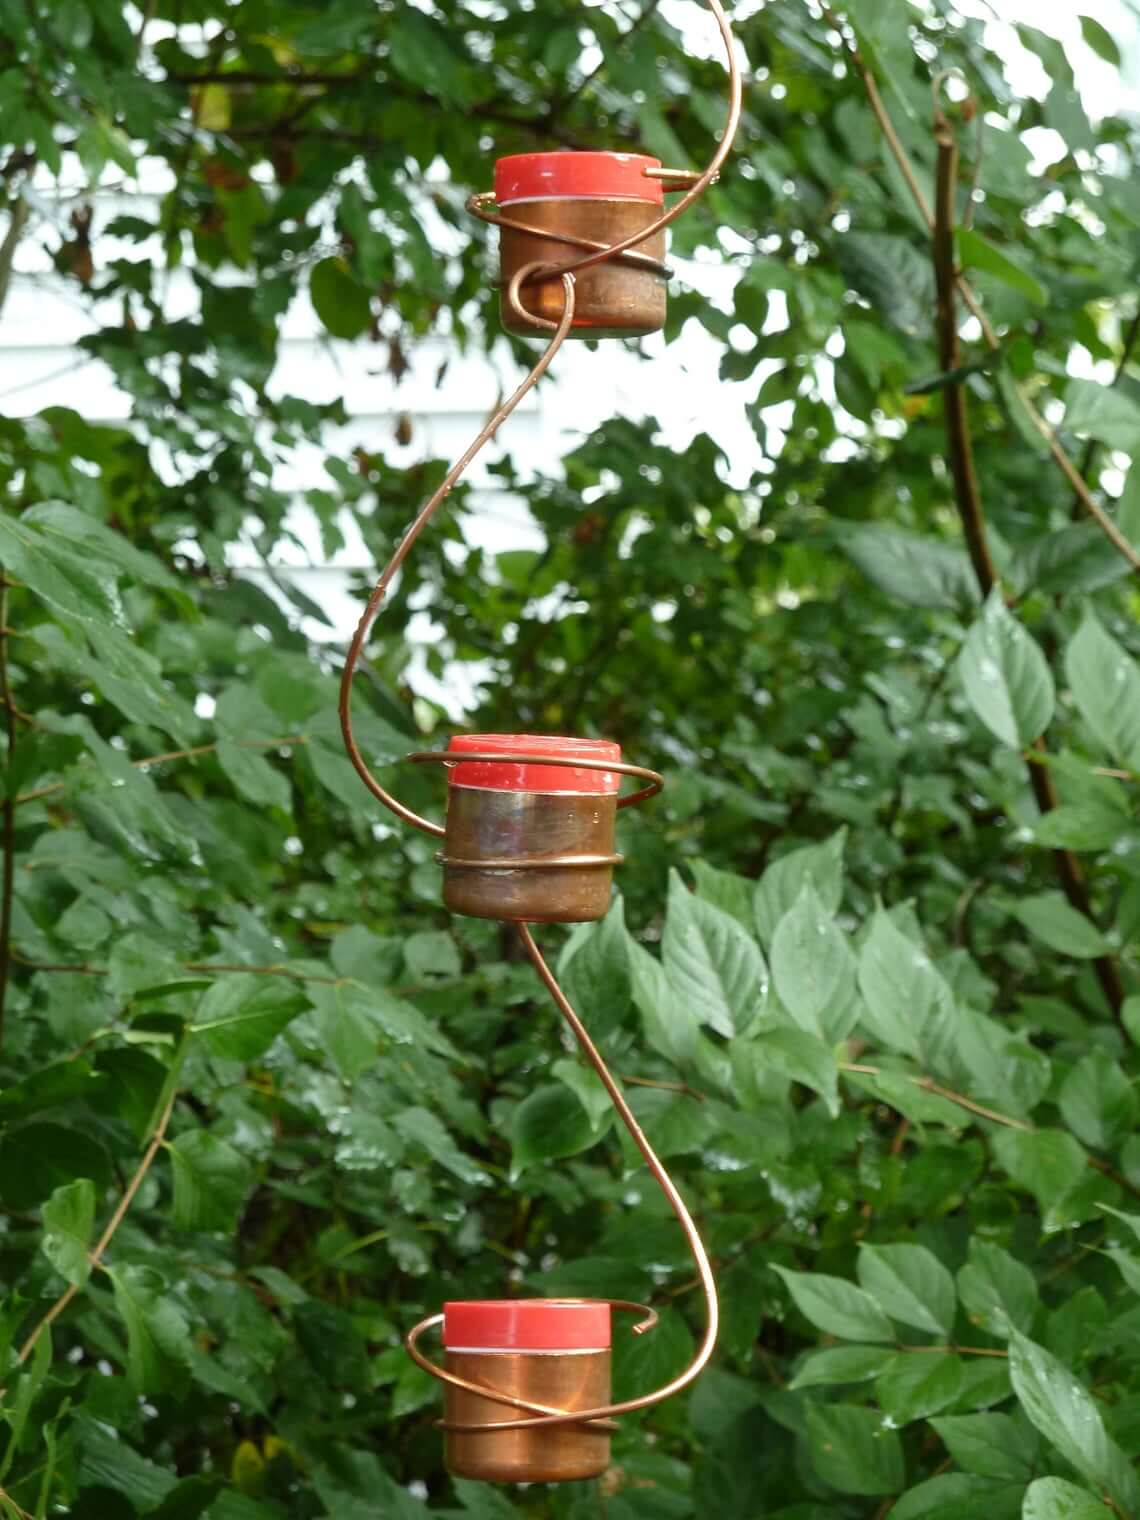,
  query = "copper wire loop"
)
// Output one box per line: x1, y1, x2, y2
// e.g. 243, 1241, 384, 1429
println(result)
405, 1301, 657, 1434
336, 0, 741, 1449
407, 747, 664, 809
